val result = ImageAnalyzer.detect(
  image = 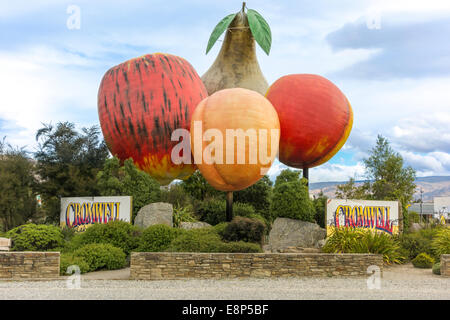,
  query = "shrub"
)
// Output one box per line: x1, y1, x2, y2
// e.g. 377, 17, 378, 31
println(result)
213, 222, 229, 238
222, 216, 265, 243
135, 224, 185, 252
431, 228, 450, 257
167, 228, 224, 252
322, 227, 404, 264
167, 227, 262, 253
432, 262, 441, 275
76, 220, 141, 255
6, 224, 64, 251
173, 206, 196, 228
72, 243, 126, 271
197, 198, 226, 225
412, 252, 435, 268
270, 180, 315, 222
60, 254, 90, 275
399, 233, 434, 260
220, 241, 262, 253
232, 202, 256, 218
233, 176, 272, 220
160, 183, 192, 208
